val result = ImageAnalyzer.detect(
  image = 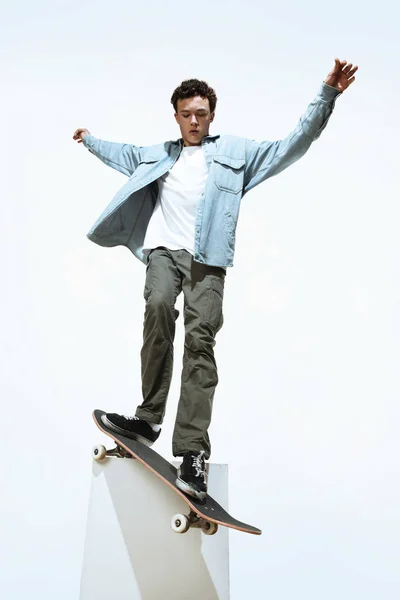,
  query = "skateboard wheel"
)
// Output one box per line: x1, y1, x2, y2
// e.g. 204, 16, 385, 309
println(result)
92, 445, 107, 461
171, 513, 190, 534
201, 520, 218, 536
